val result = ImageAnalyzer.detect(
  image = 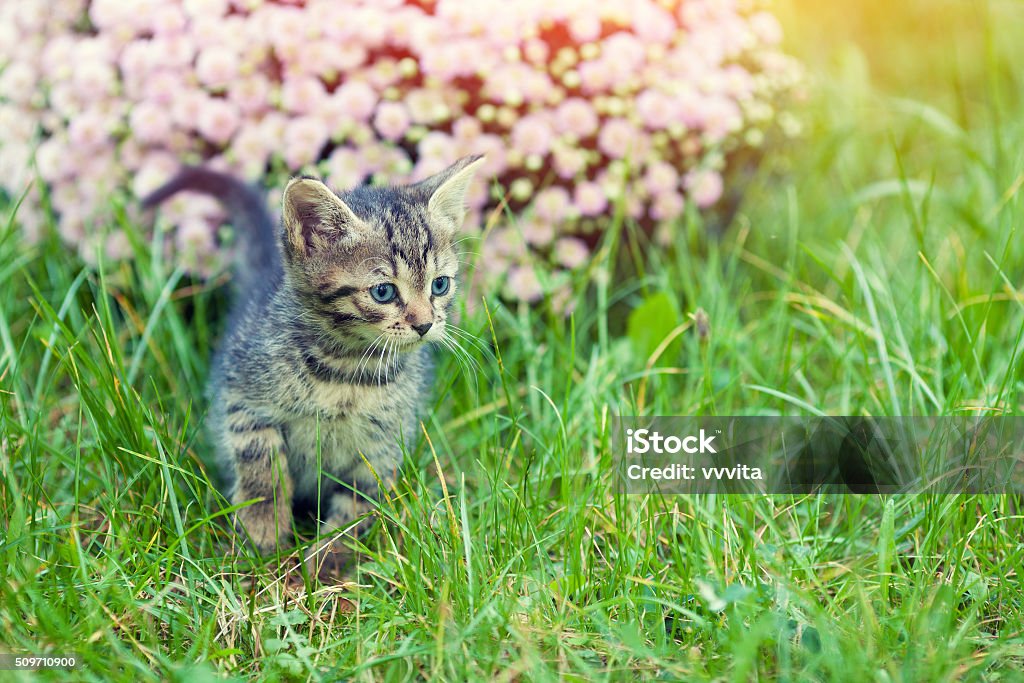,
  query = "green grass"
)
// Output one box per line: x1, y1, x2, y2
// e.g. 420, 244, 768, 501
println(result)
3, 2, 1024, 681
